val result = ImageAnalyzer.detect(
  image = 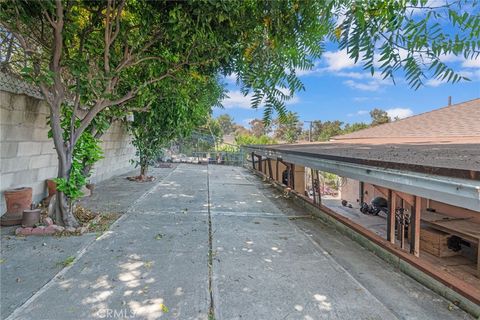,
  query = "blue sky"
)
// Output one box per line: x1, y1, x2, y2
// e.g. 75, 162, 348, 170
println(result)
213, 50, 480, 129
